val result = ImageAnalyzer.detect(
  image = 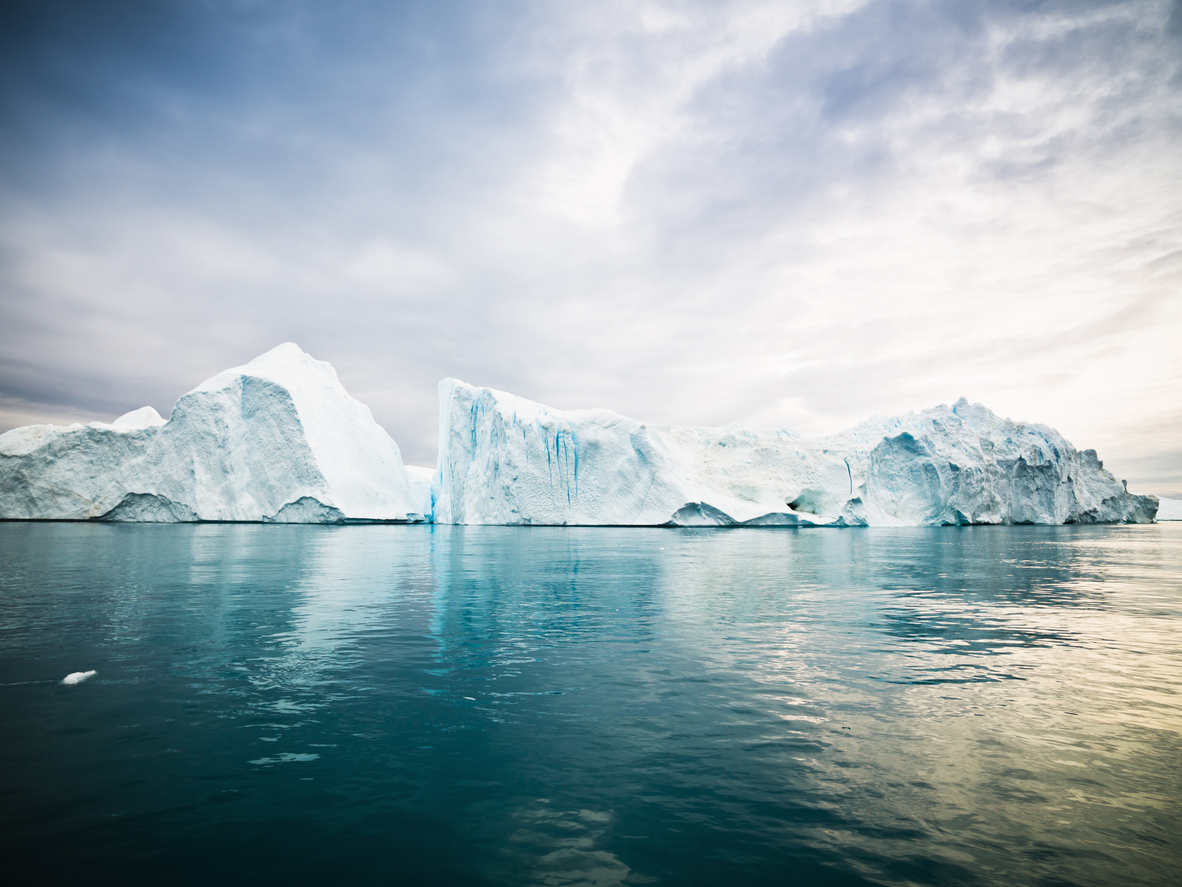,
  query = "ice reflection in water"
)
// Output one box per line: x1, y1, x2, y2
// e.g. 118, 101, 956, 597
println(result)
488, 804, 635, 887
0, 522, 1179, 886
